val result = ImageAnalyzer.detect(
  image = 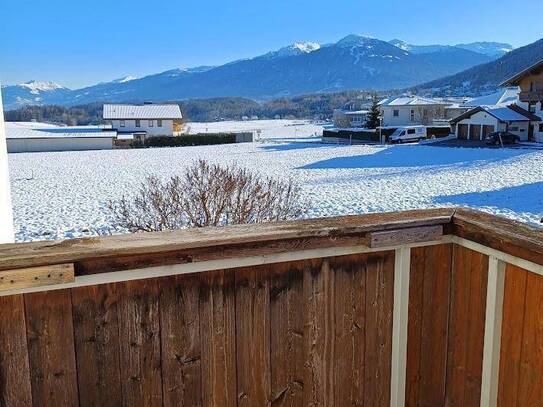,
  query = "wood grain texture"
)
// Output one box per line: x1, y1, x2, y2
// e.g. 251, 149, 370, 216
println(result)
406, 244, 452, 407
117, 279, 163, 407
445, 245, 488, 407
200, 270, 237, 407
0, 295, 33, 407
498, 264, 527, 407
72, 283, 122, 407
235, 265, 271, 406
24, 289, 79, 407
0, 263, 73, 291
368, 225, 443, 248
159, 275, 202, 407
